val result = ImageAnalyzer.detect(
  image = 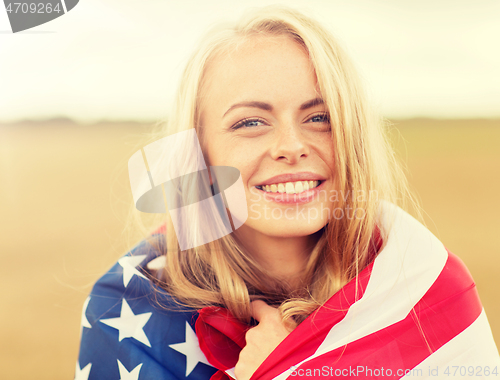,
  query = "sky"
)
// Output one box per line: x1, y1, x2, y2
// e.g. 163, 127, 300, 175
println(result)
0, 0, 499, 123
